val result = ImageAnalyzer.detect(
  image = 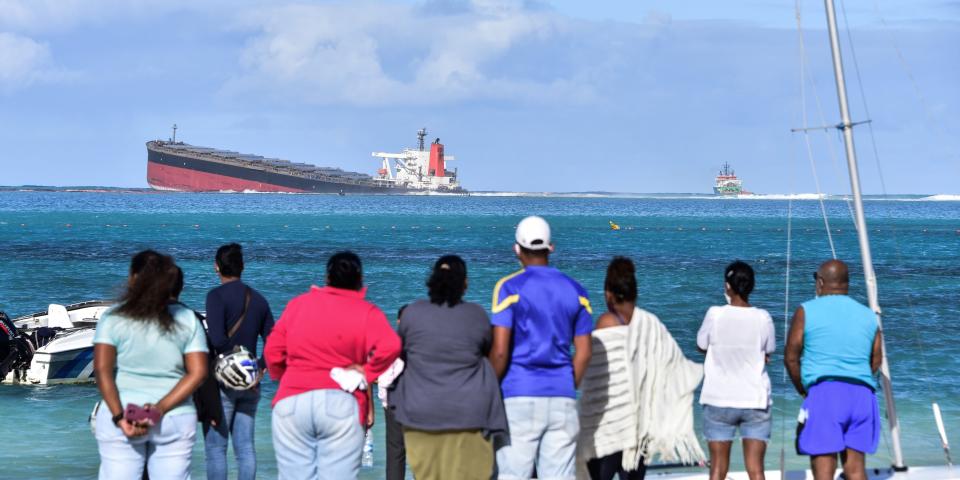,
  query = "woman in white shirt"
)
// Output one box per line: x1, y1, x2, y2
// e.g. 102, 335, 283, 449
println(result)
696, 261, 775, 480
